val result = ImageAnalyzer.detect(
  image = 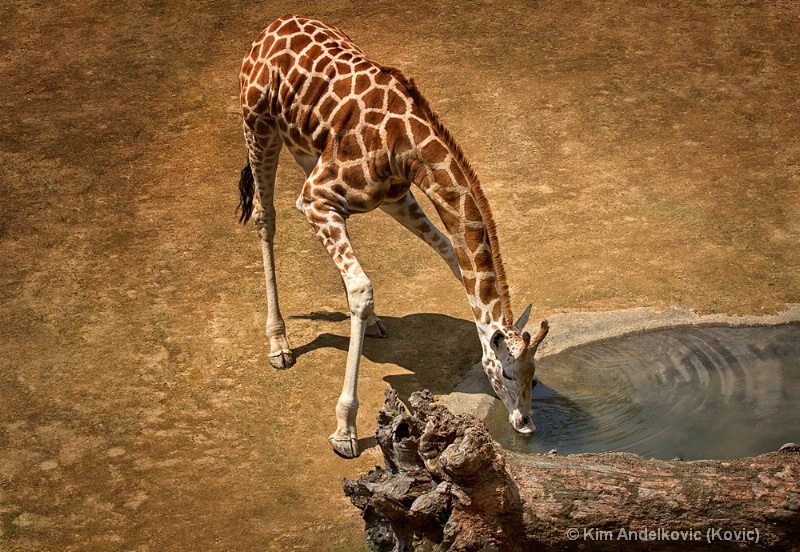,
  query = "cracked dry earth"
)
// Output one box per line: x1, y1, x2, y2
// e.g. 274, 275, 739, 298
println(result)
1, 1, 799, 550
